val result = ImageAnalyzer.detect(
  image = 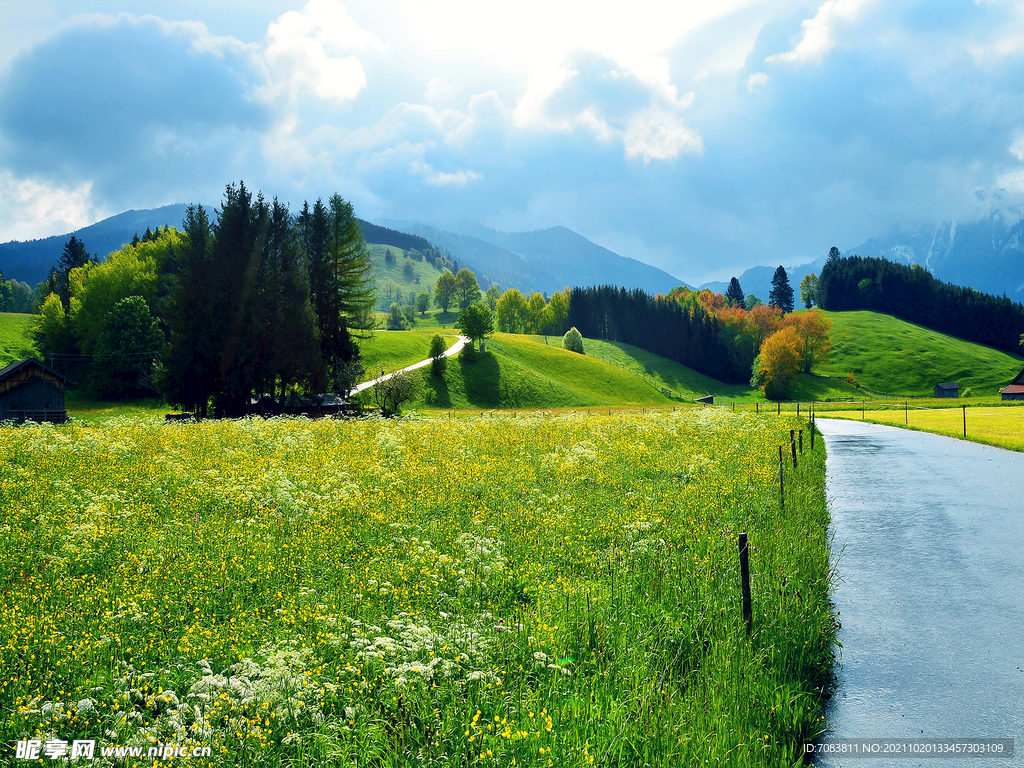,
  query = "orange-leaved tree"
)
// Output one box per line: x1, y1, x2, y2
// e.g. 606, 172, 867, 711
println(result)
751, 325, 803, 399
781, 309, 833, 373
